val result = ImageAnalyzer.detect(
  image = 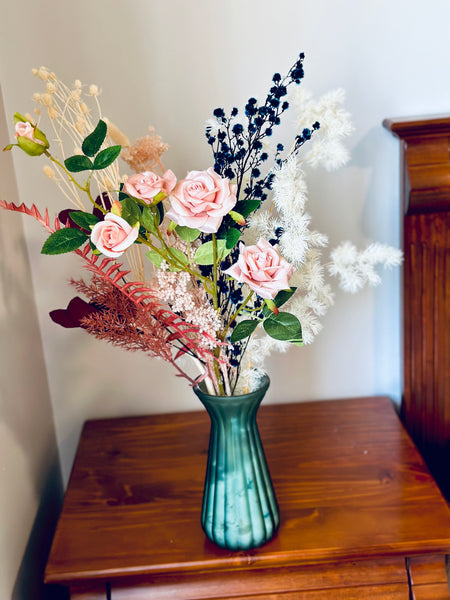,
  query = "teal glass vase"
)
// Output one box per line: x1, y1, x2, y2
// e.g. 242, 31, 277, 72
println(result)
193, 373, 279, 550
